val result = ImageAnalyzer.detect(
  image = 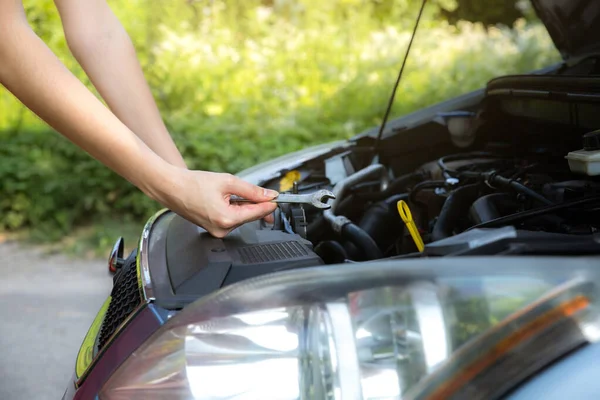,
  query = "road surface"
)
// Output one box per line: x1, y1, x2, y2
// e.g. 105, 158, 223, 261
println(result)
0, 241, 112, 400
